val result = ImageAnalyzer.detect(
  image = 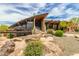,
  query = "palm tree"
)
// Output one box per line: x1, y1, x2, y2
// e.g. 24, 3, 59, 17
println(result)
70, 17, 79, 24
